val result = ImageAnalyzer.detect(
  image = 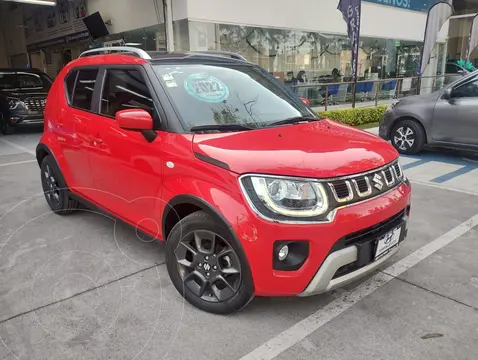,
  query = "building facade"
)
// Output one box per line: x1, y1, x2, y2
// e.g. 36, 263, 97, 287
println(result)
0, 0, 462, 83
